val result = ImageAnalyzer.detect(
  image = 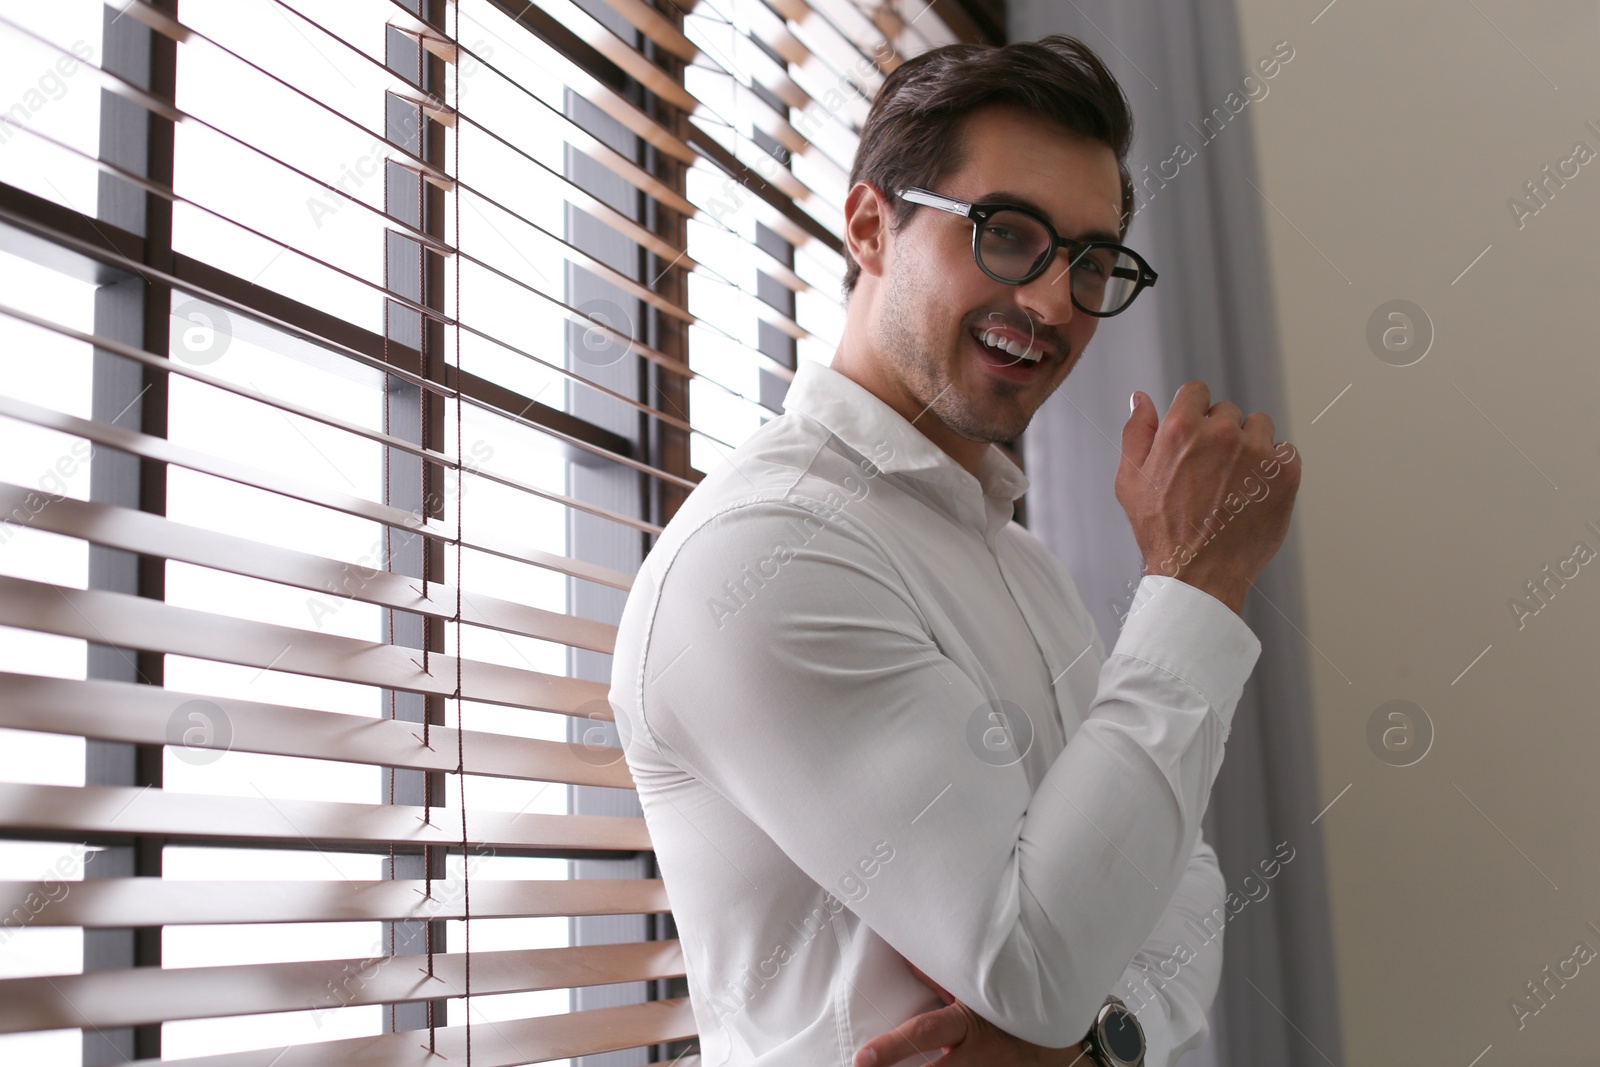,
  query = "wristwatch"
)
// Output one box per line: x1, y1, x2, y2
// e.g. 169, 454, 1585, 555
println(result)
1081, 995, 1146, 1067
